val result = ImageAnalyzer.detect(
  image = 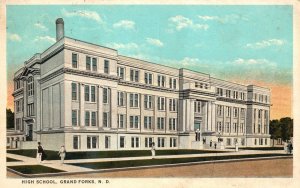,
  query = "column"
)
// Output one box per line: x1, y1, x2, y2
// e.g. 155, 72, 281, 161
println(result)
64, 81, 72, 128
185, 99, 190, 132
189, 99, 195, 132
79, 83, 85, 127
207, 102, 212, 131
49, 86, 53, 128
211, 102, 216, 132
97, 86, 103, 128
110, 87, 118, 129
